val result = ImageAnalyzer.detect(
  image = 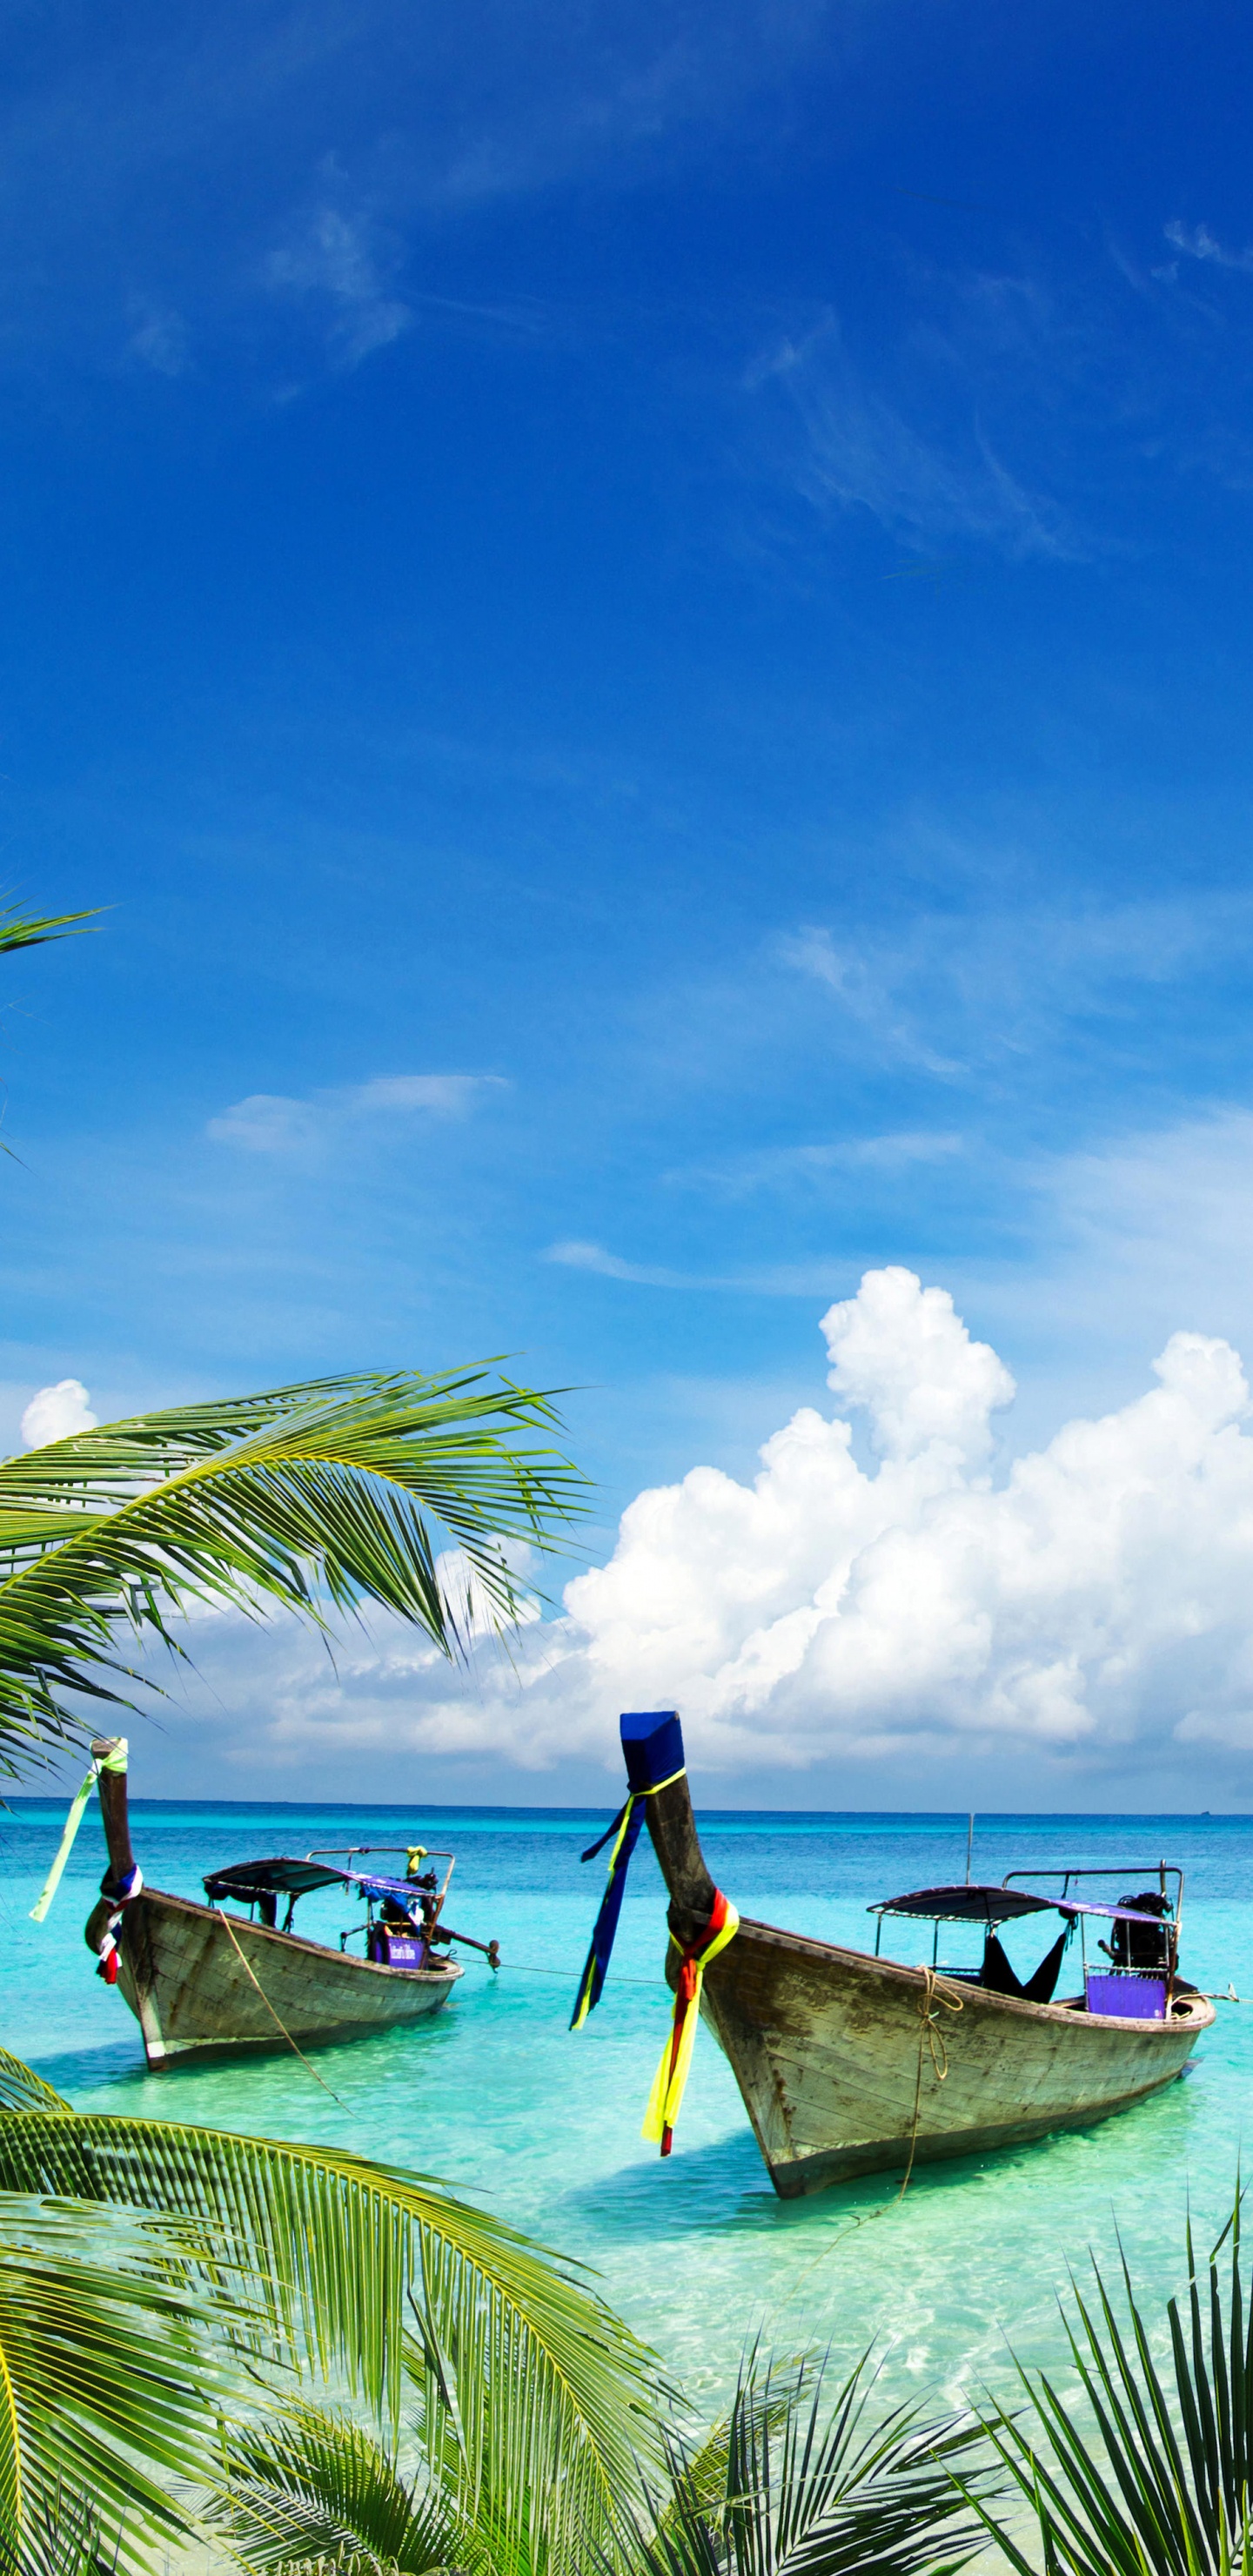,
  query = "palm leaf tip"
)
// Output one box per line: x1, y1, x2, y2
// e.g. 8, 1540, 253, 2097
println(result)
0, 903, 101, 958
0, 1364, 593, 1754
975, 2190, 1253, 2576
629, 2346, 986, 2576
